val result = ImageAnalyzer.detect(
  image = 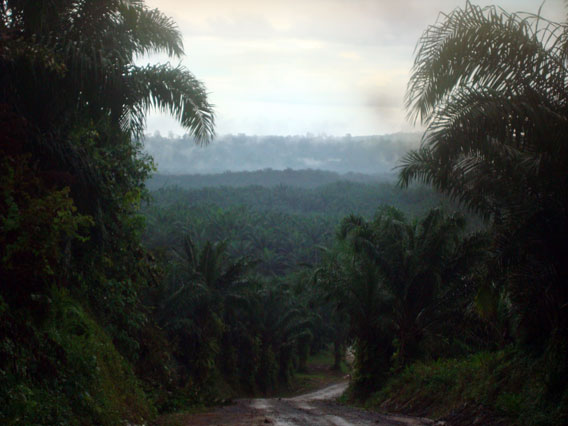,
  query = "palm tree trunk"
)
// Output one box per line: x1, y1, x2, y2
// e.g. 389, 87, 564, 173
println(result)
333, 338, 342, 370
